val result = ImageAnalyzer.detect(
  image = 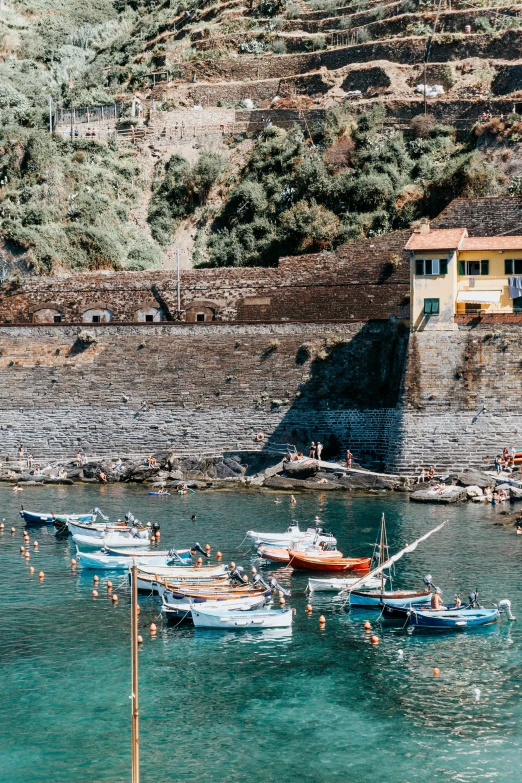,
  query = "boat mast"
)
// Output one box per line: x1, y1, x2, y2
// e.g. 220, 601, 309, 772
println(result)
380, 513, 385, 594
131, 562, 140, 783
